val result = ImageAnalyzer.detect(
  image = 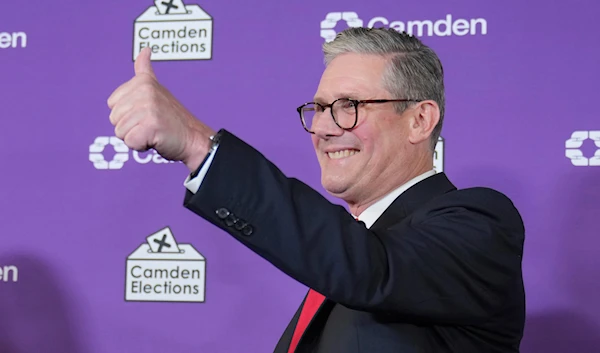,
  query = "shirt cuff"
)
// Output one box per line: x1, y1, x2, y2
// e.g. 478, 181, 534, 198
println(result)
183, 145, 219, 194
